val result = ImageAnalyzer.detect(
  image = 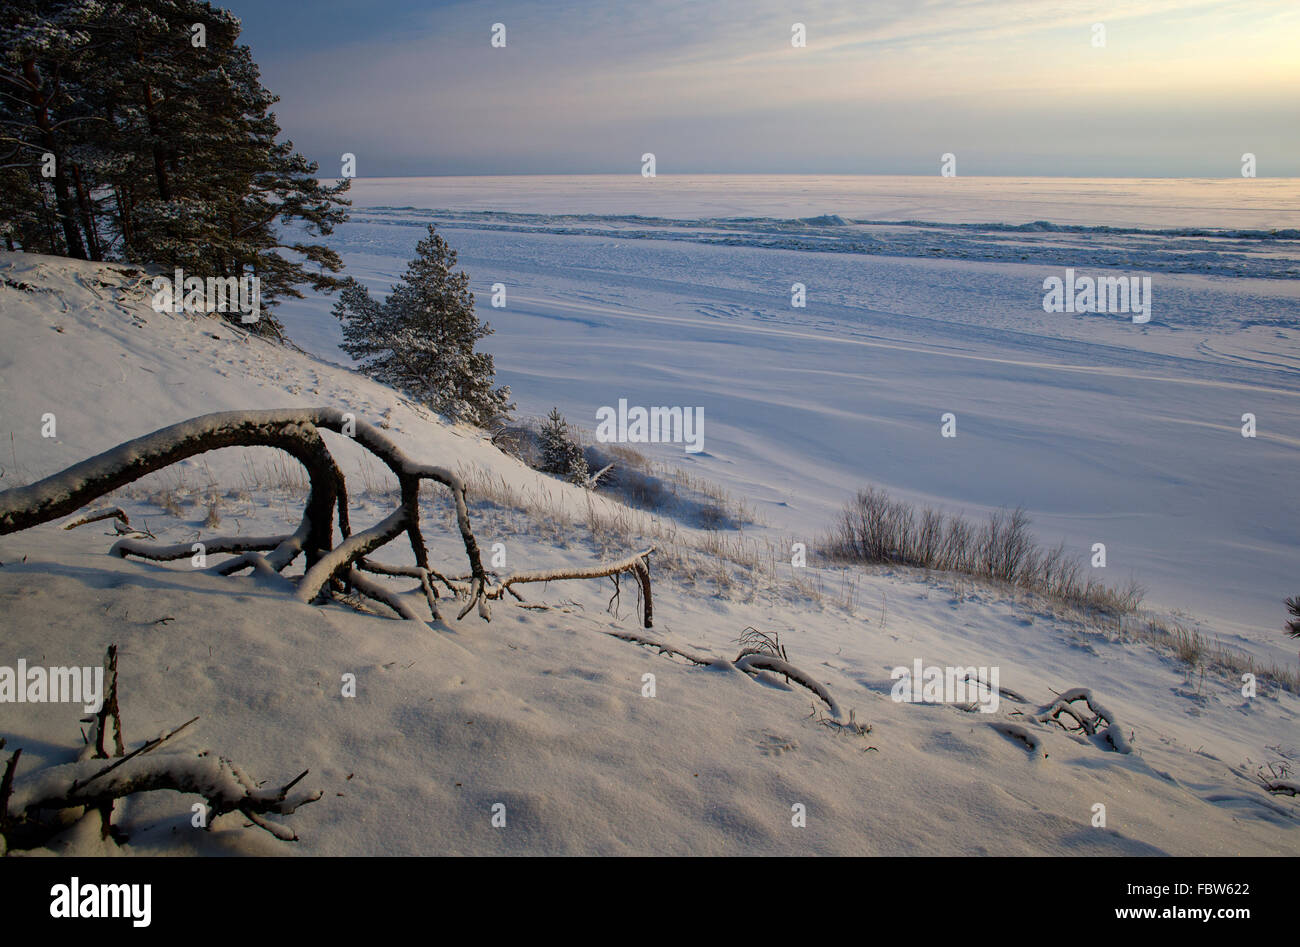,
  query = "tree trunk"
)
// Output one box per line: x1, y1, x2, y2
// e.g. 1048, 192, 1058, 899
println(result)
0, 413, 342, 569
113, 184, 133, 253
134, 42, 172, 203
21, 58, 86, 260
71, 164, 102, 261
